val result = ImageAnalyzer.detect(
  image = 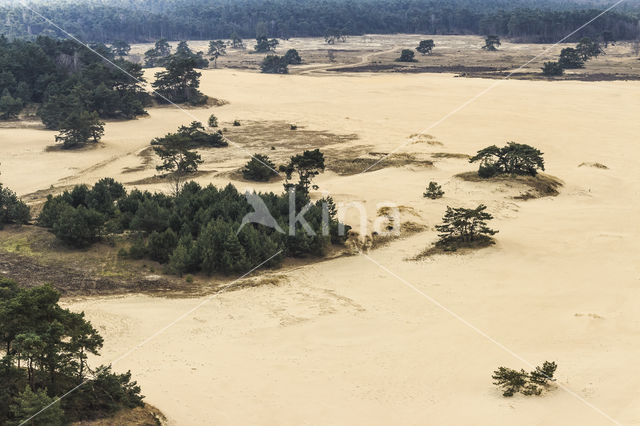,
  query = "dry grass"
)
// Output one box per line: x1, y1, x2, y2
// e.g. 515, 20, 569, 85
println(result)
328, 153, 433, 175
579, 162, 609, 169
455, 171, 563, 199
431, 152, 470, 160
410, 236, 495, 260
